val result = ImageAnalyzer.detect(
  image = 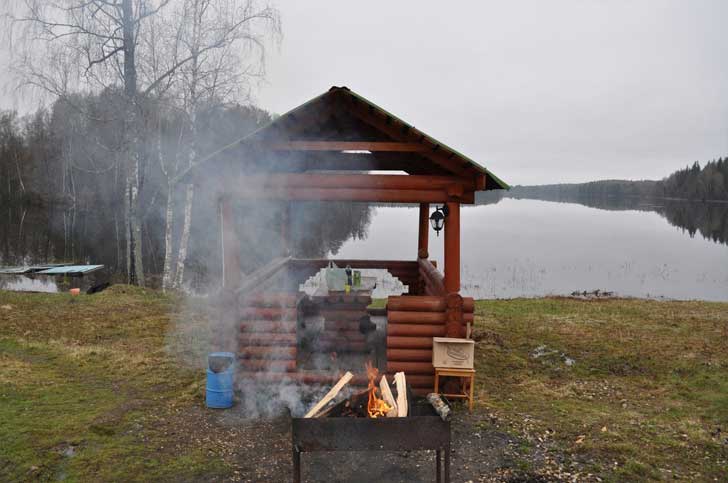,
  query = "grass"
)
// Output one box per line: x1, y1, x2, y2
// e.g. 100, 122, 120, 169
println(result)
1, 288, 726, 481
0, 286, 224, 482
473, 297, 728, 481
